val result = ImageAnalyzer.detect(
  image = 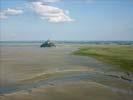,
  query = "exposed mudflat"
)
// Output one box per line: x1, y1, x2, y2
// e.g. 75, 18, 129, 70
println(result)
0, 44, 133, 100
